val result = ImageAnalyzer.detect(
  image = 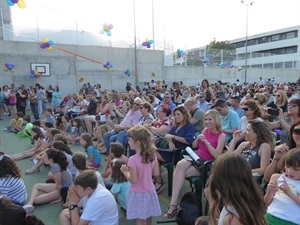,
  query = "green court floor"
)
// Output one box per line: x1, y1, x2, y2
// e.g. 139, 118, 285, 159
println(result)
0, 113, 192, 225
